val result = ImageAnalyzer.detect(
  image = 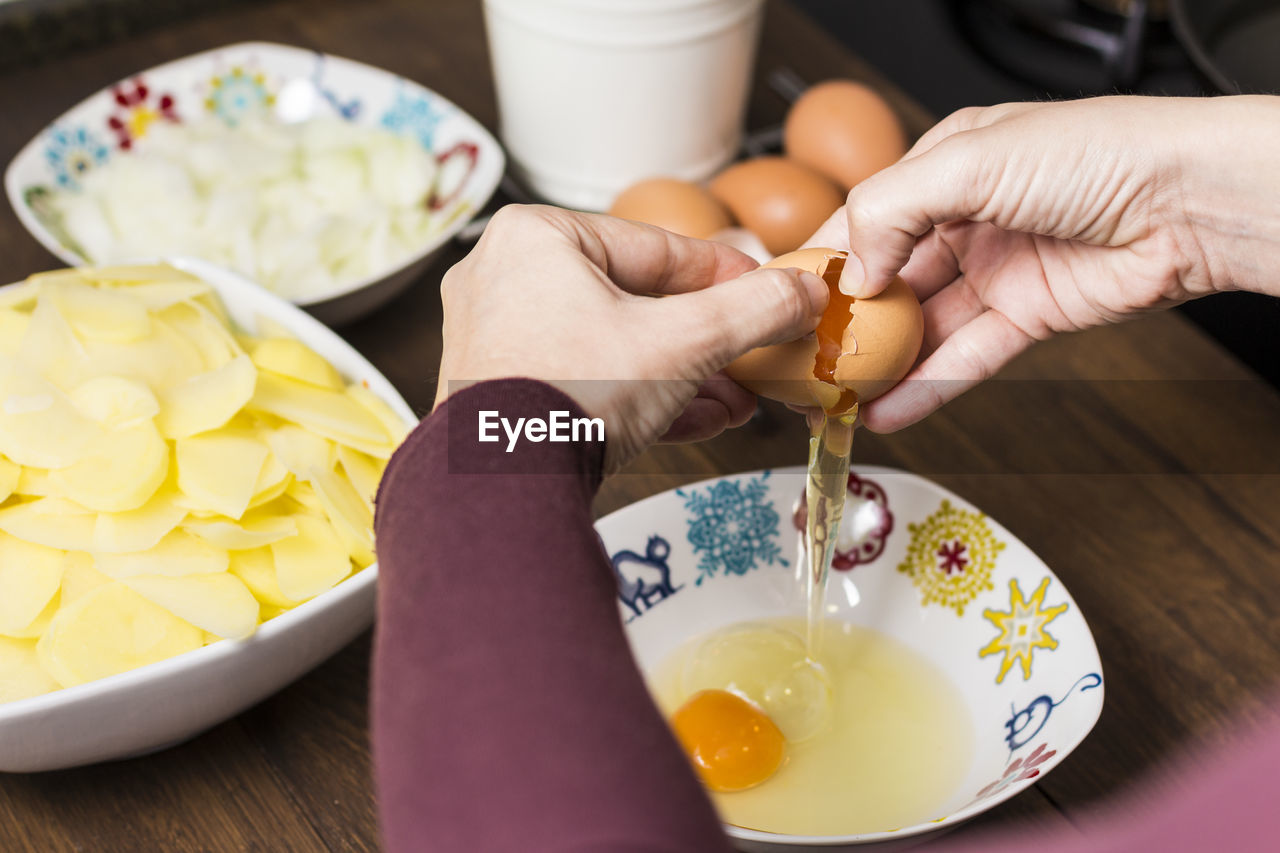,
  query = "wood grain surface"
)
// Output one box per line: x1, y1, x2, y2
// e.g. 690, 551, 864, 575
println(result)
0, 0, 1277, 850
